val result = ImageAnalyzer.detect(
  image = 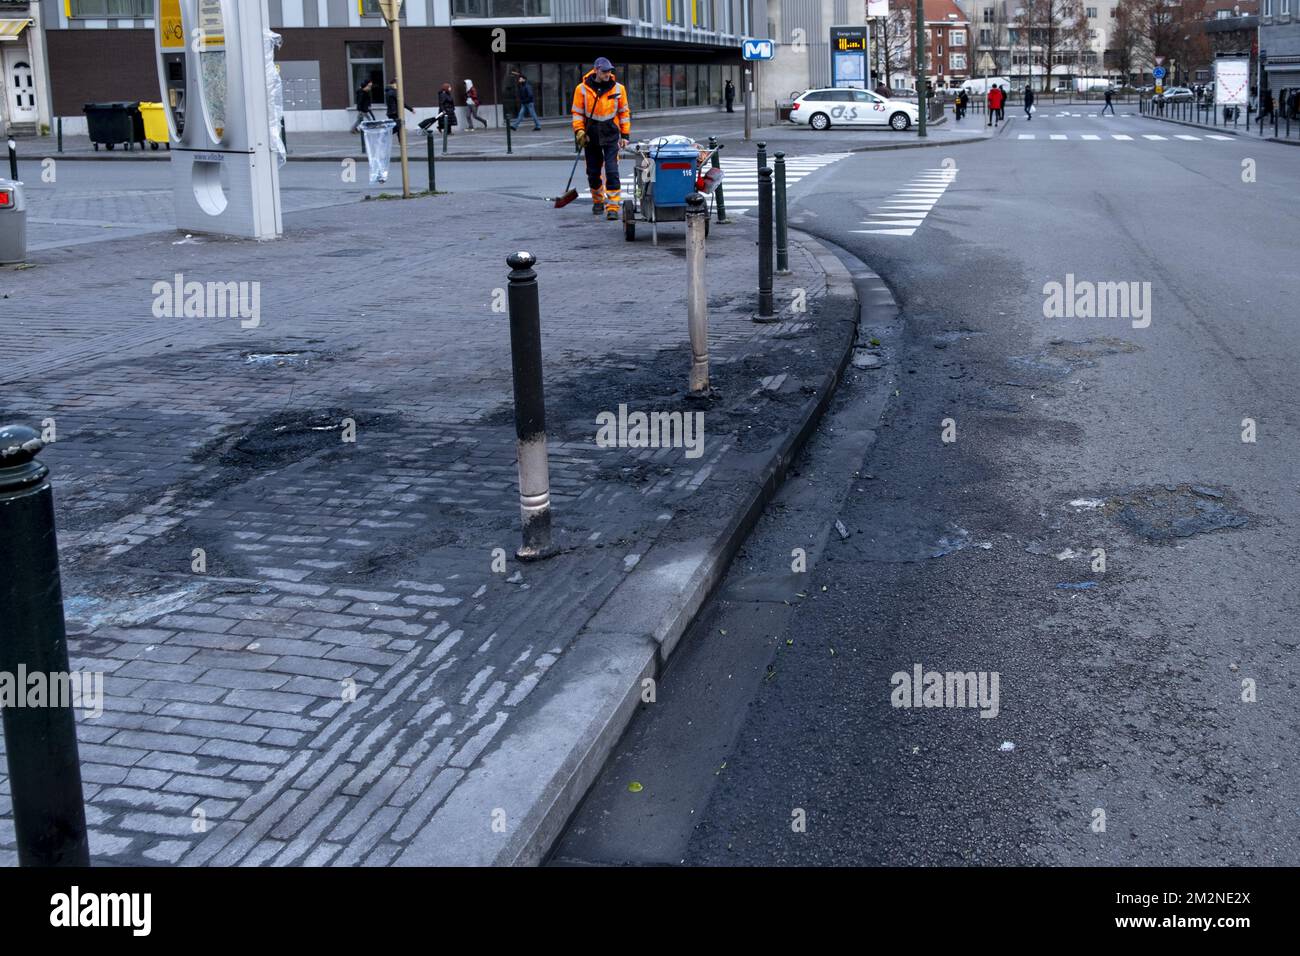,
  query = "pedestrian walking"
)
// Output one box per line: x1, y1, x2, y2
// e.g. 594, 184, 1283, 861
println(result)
1023, 85, 1034, 120
351, 79, 376, 133
725, 79, 736, 113
954, 89, 965, 121
511, 75, 542, 131
572, 56, 631, 221
987, 84, 1004, 126
430, 82, 457, 135
464, 79, 488, 131
1101, 87, 1115, 116
385, 79, 415, 138
1259, 88, 1274, 124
